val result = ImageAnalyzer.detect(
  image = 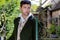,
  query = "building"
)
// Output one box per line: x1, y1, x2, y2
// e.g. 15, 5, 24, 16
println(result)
36, 0, 60, 38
